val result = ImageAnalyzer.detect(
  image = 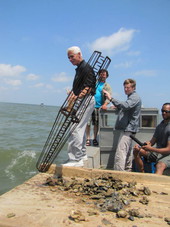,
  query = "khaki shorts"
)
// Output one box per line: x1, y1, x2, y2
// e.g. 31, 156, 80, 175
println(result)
146, 152, 170, 168
157, 153, 170, 168
146, 152, 158, 163
87, 108, 99, 126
